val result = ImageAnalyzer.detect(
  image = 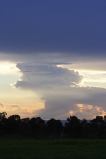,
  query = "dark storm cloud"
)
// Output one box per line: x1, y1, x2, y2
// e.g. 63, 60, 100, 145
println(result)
0, 0, 106, 56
